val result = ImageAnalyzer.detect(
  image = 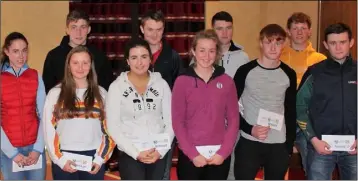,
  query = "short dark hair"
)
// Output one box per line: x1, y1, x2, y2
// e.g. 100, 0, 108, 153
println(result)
324, 22, 352, 41
141, 10, 165, 26
287, 12, 312, 29
259, 24, 287, 41
66, 9, 90, 26
124, 37, 153, 61
211, 11, 233, 26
